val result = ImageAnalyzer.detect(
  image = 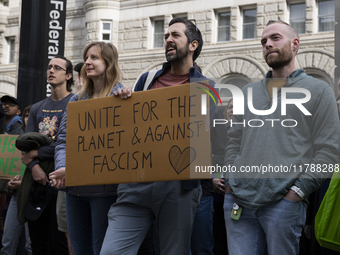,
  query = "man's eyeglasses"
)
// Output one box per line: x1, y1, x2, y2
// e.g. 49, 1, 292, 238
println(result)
47, 65, 66, 72
1, 102, 16, 107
